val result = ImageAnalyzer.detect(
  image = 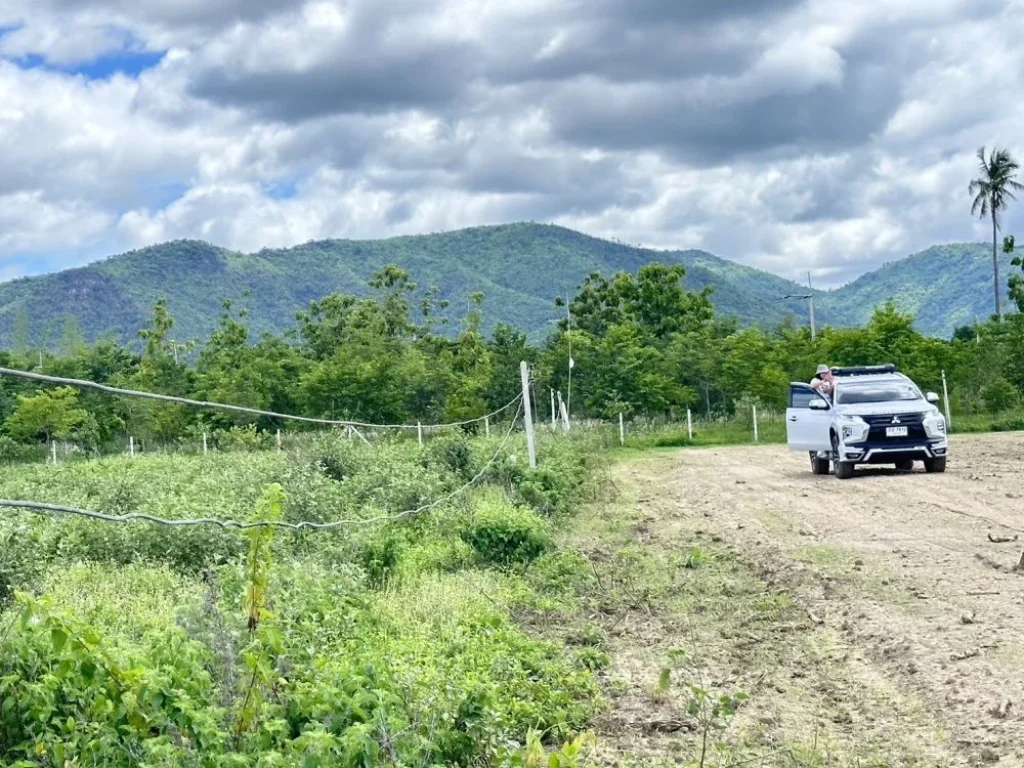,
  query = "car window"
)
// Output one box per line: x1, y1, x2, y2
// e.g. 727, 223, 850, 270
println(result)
836, 382, 921, 405
790, 387, 827, 409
